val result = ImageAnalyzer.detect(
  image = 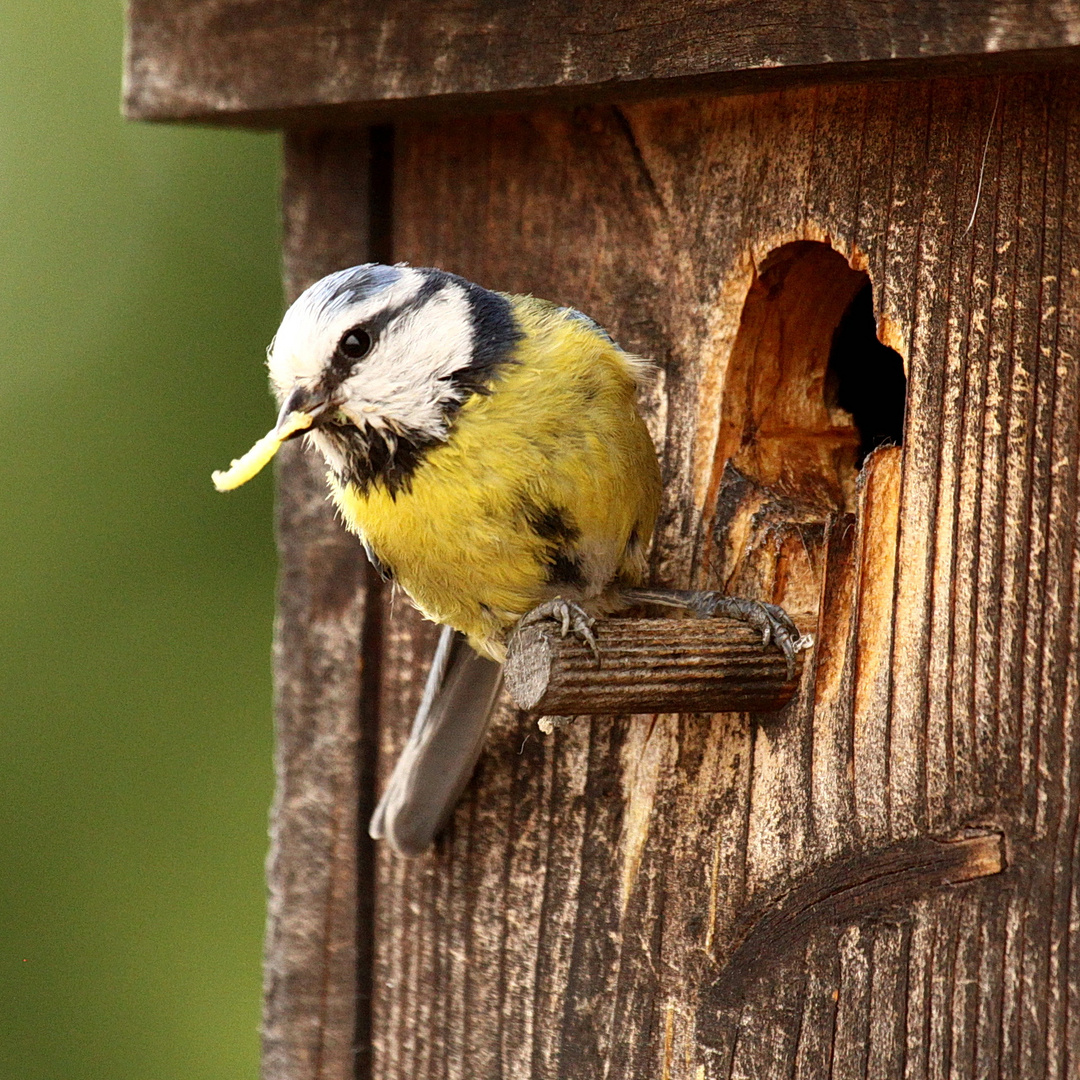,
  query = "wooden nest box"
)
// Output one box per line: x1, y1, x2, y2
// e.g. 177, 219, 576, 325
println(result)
125, 4, 1080, 1078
